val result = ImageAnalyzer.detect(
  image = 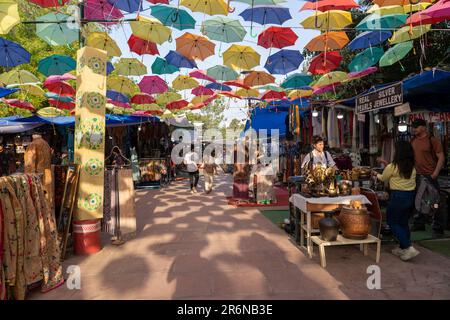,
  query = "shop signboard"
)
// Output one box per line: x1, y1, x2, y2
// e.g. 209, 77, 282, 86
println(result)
407, 112, 450, 123
394, 102, 411, 116
356, 82, 403, 113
